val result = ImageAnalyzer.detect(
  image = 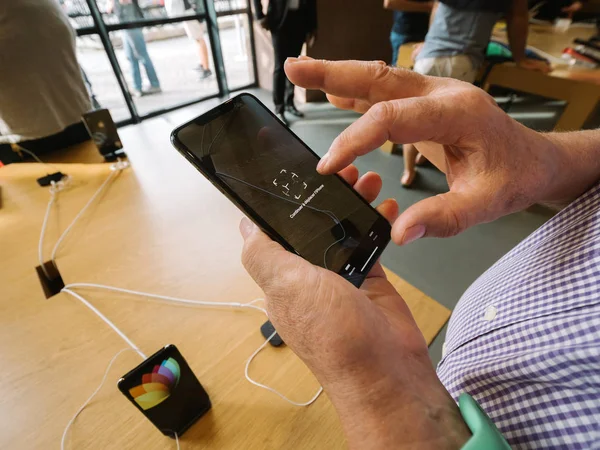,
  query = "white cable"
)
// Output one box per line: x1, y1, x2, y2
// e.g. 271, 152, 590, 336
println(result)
39, 177, 73, 279
63, 282, 267, 315
38, 160, 123, 279
244, 330, 324, 407
62, 288, 147, 359
38, 187, 57, 279
18, 146, 47, 164
63, 284, 323, 406
61, 348, 141, 450
17, 146, 62, 172
175, 432, 180, 450
51, 169, 118, 267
